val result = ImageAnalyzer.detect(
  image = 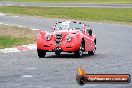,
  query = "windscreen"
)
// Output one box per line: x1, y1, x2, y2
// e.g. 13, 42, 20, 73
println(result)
55, 22, 83, 31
